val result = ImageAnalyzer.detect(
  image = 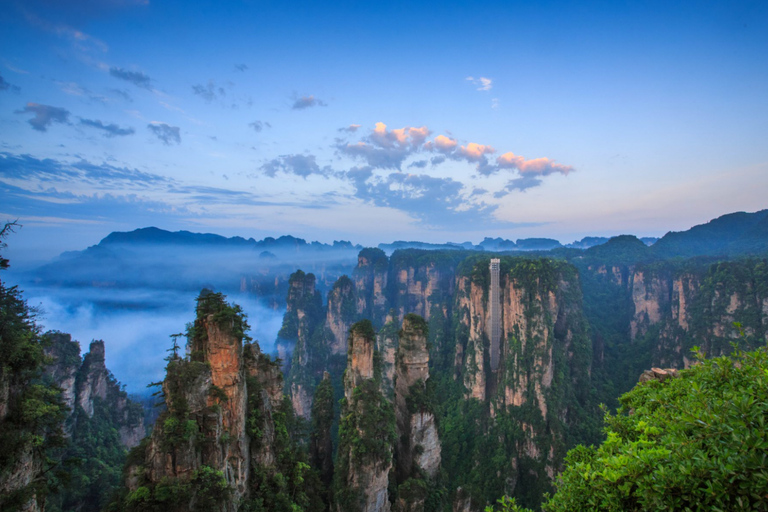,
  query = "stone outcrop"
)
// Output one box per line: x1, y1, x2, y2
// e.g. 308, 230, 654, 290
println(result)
326, 275, 358, 355
336, 320, 394, 512
280, 270, 325, 419
394, 314, 442, 512
310, 372, 335, 499
127, 292, 293, 512
43, 334, 145, 447
638, 367, 680, 383
354, 248, 390, 327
